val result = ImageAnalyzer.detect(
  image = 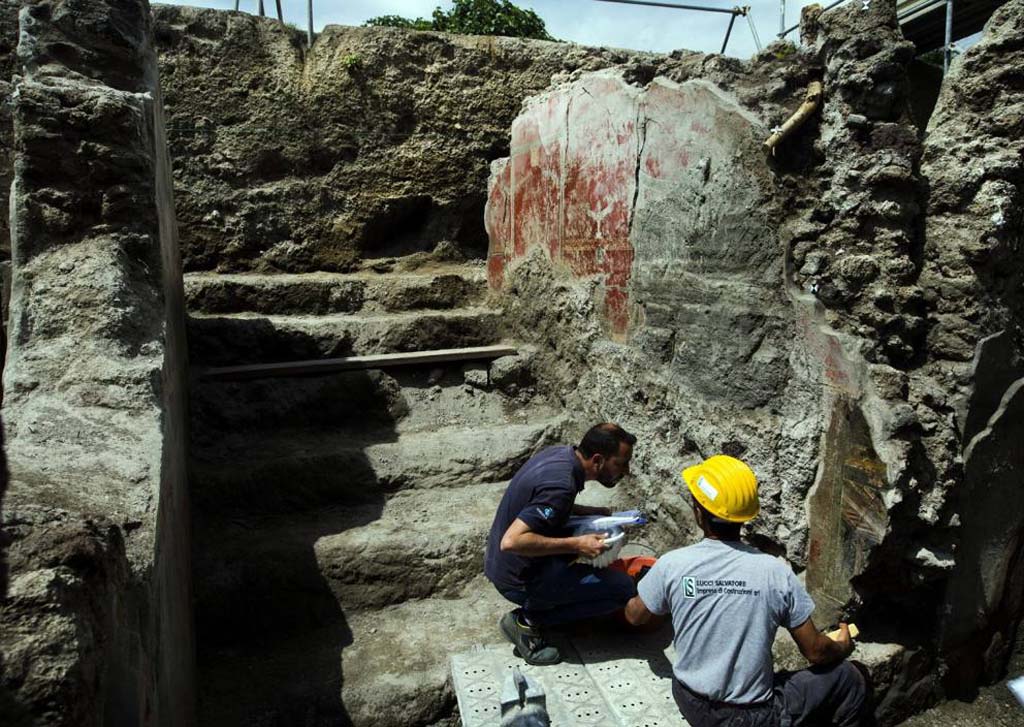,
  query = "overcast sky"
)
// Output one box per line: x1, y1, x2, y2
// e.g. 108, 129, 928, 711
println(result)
156, 0, 832, 58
